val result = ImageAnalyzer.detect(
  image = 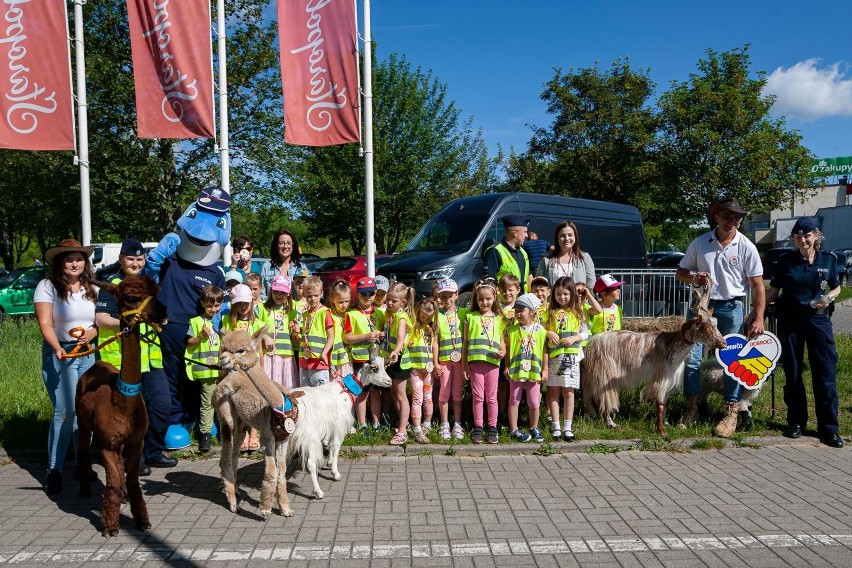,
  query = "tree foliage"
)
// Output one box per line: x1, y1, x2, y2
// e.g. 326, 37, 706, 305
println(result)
507, 59, 664, 222
290, 53, 498, 254
506, 46, 817, 240
657, 46, 816, 220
